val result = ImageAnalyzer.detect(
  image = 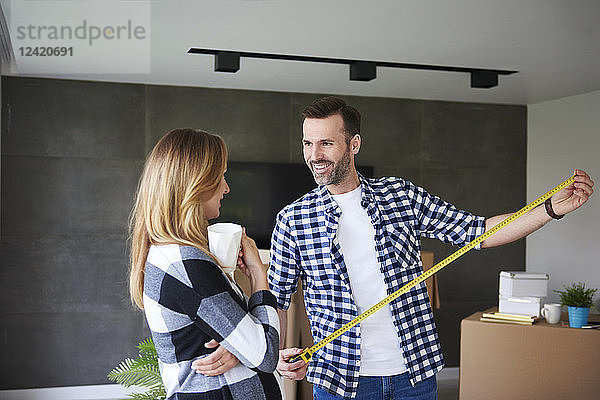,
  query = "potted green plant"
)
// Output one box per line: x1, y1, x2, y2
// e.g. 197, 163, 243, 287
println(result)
108, 338, 166, 400
554, 282, 598, 328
